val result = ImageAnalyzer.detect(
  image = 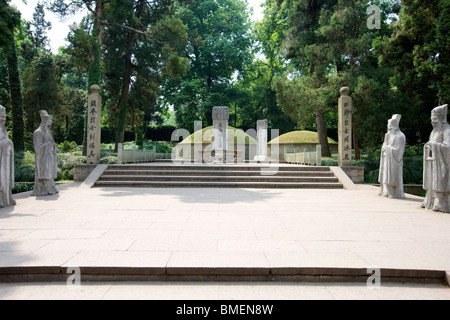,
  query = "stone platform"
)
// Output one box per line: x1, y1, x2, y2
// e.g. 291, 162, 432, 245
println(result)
0, 178, 449, 288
